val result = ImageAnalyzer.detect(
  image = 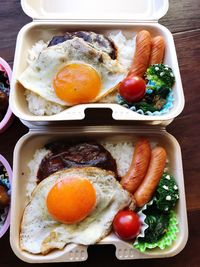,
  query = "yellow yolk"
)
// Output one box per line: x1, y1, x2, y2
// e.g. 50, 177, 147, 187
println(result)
46, 177, 96, 224
53, 63, 101, 104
